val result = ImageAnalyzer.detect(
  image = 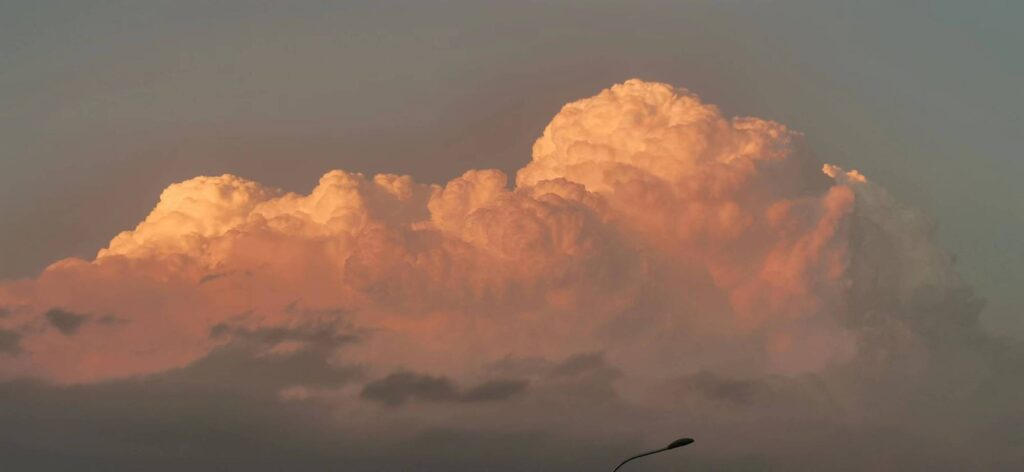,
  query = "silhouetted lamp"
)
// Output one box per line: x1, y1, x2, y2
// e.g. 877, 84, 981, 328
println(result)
612, 437, 695, 471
